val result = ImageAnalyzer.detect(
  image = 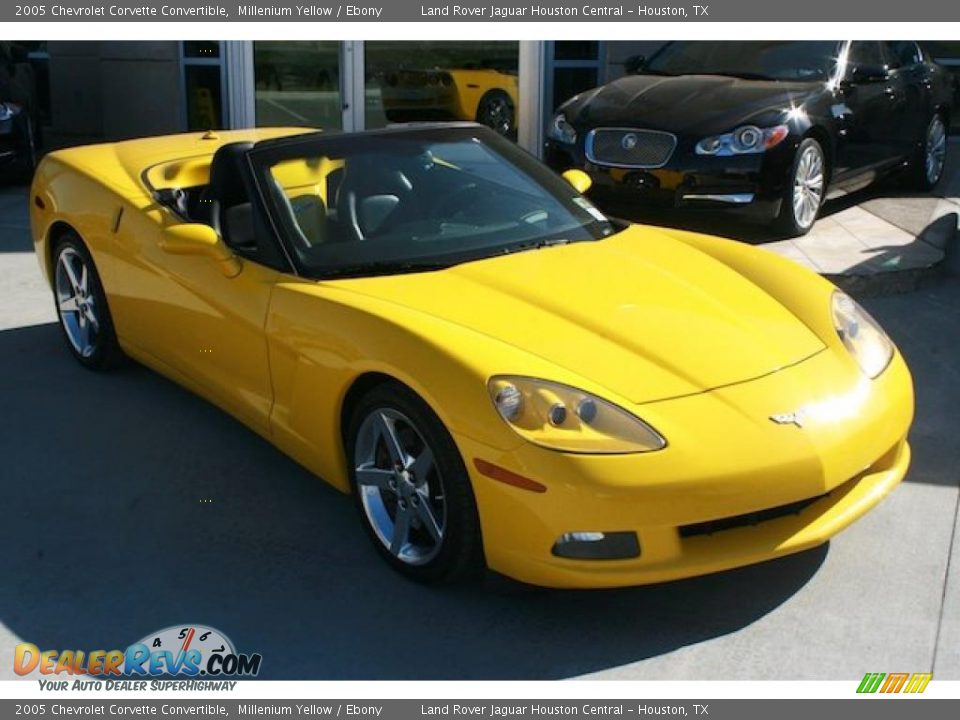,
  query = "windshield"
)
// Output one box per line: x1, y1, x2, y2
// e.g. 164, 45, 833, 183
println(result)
645, 41, 844, 82
251, 126, 614, 279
